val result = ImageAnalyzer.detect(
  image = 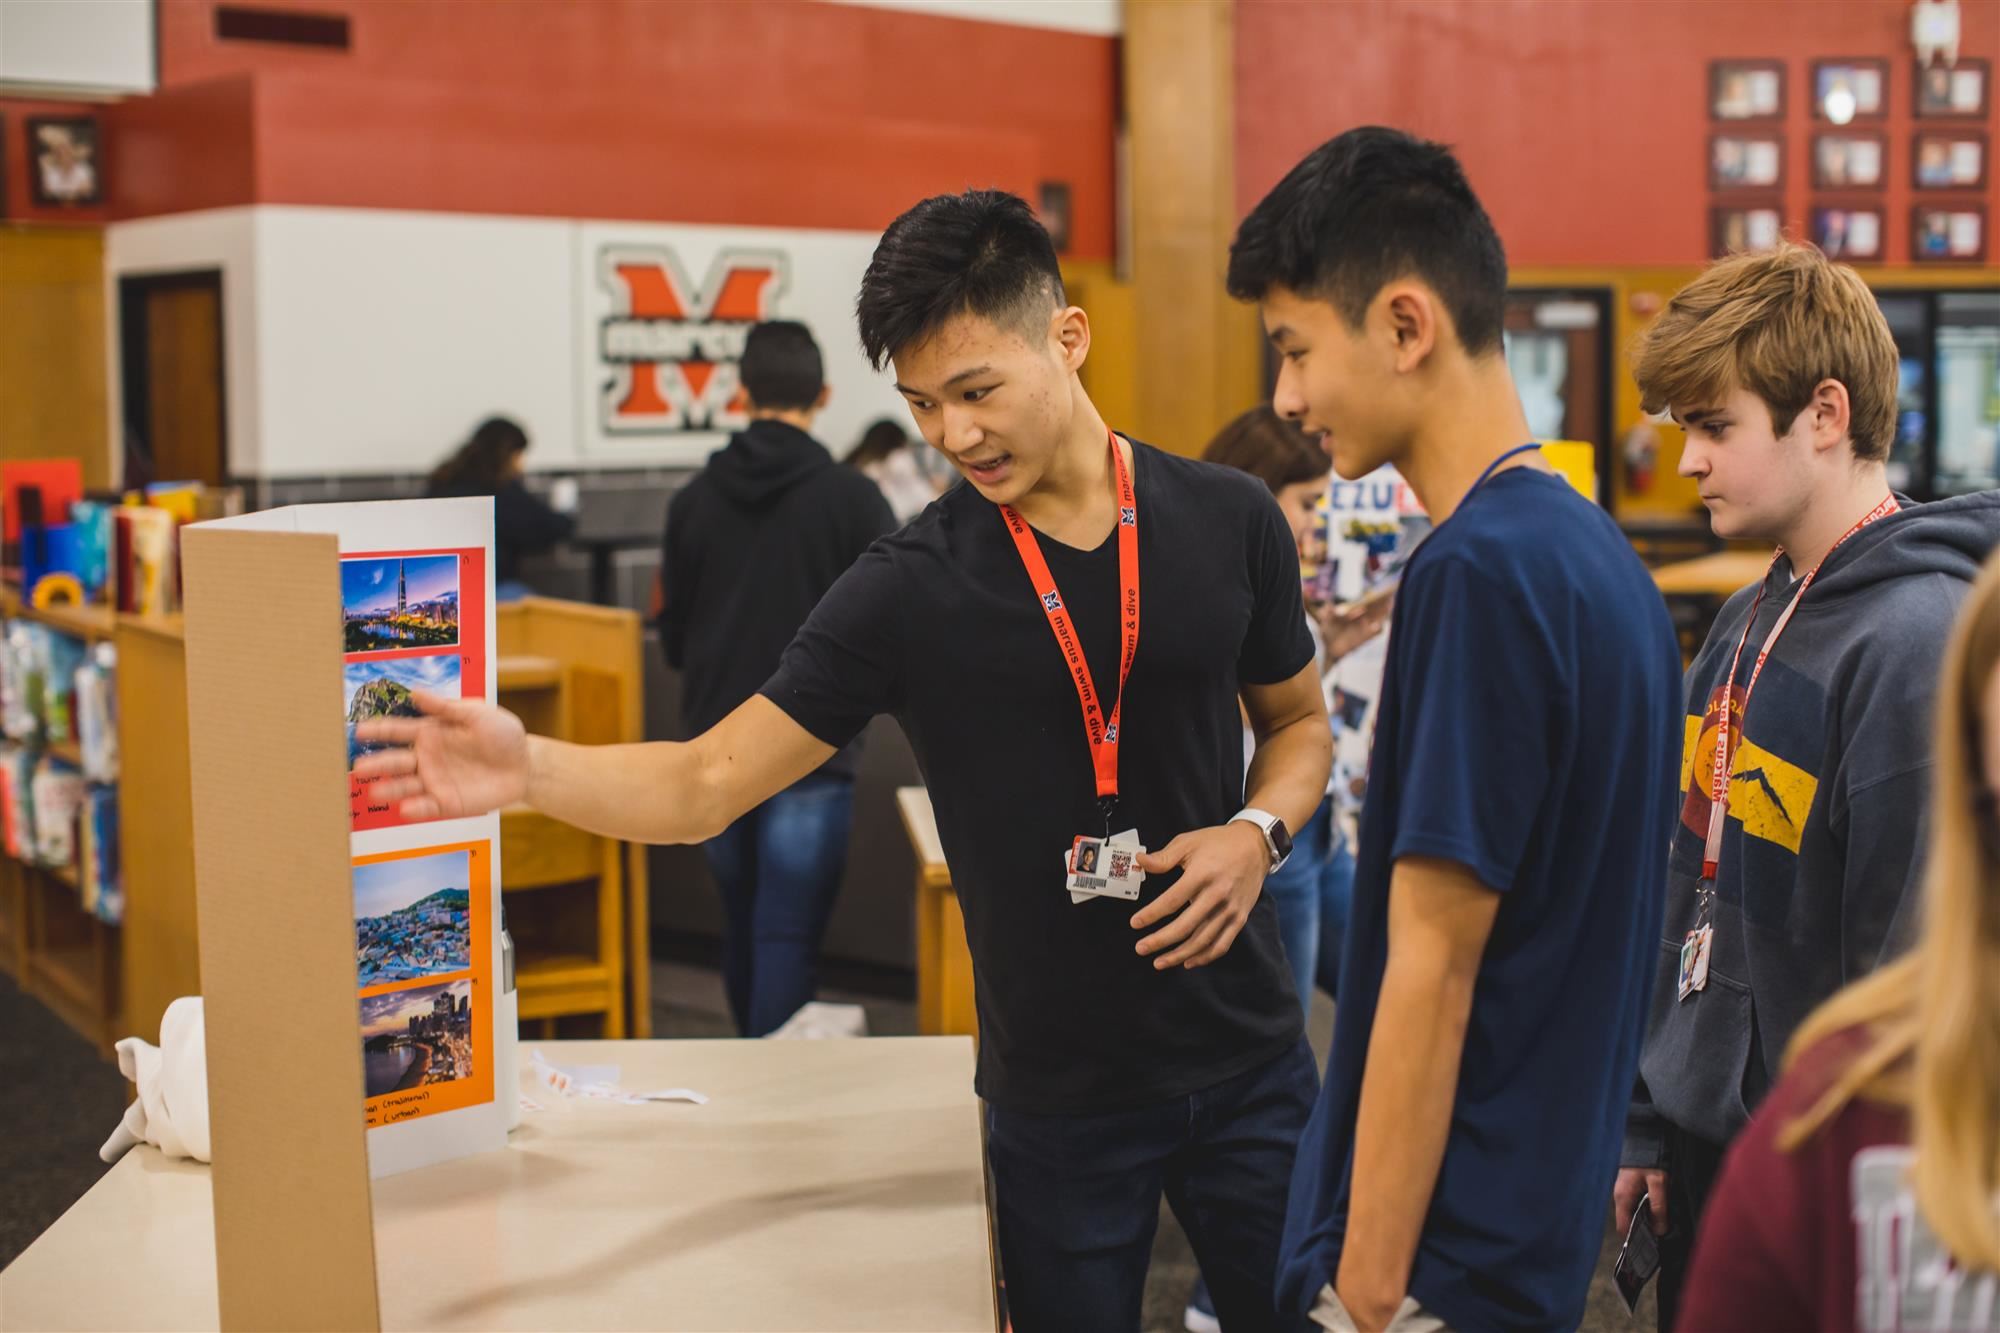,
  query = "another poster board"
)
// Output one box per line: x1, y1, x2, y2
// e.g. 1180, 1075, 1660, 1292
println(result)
181, 497, 504, 1329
